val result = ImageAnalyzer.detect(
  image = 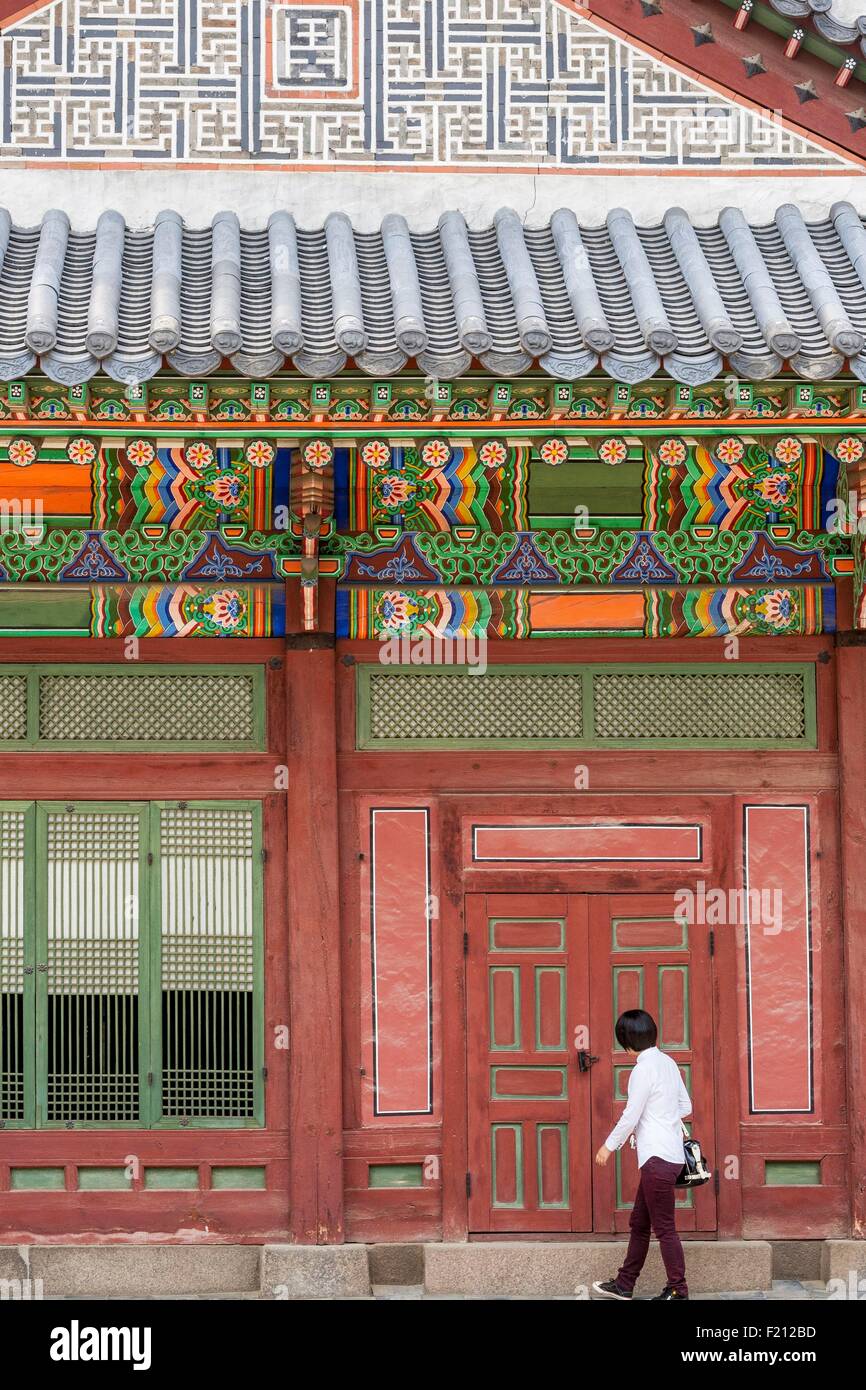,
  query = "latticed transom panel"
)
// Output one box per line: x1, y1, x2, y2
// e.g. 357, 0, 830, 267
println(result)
38, 671, 258, 744
365, 670, 584, 743
0, 811, 26, 1121
593, 671, 808, 741
45, 809, 142, 1124
0, 674, 27, 740
159, 806, 256, 1120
